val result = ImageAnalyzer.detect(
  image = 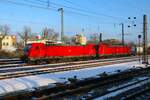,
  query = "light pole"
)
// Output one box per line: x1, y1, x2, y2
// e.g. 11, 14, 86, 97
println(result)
58, 8, 64, 42
128, 17, 137, 28
142, 14, 148, 64
119, 23, 124, 45
118, 17, 136, 46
